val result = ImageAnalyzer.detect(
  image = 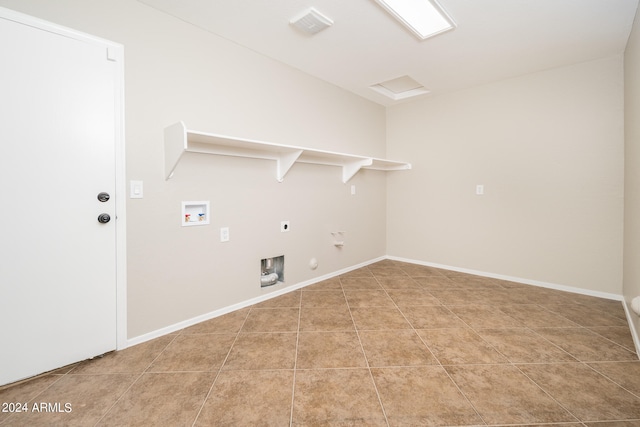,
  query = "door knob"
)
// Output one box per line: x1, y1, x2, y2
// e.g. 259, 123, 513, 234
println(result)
97, 213, 111, 224
97, 192, 110, 202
